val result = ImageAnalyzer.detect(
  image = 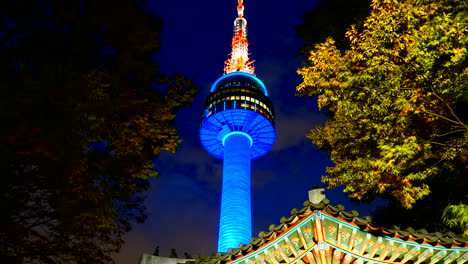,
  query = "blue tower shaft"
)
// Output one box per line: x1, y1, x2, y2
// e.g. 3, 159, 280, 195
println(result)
218, 133, 252, 252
